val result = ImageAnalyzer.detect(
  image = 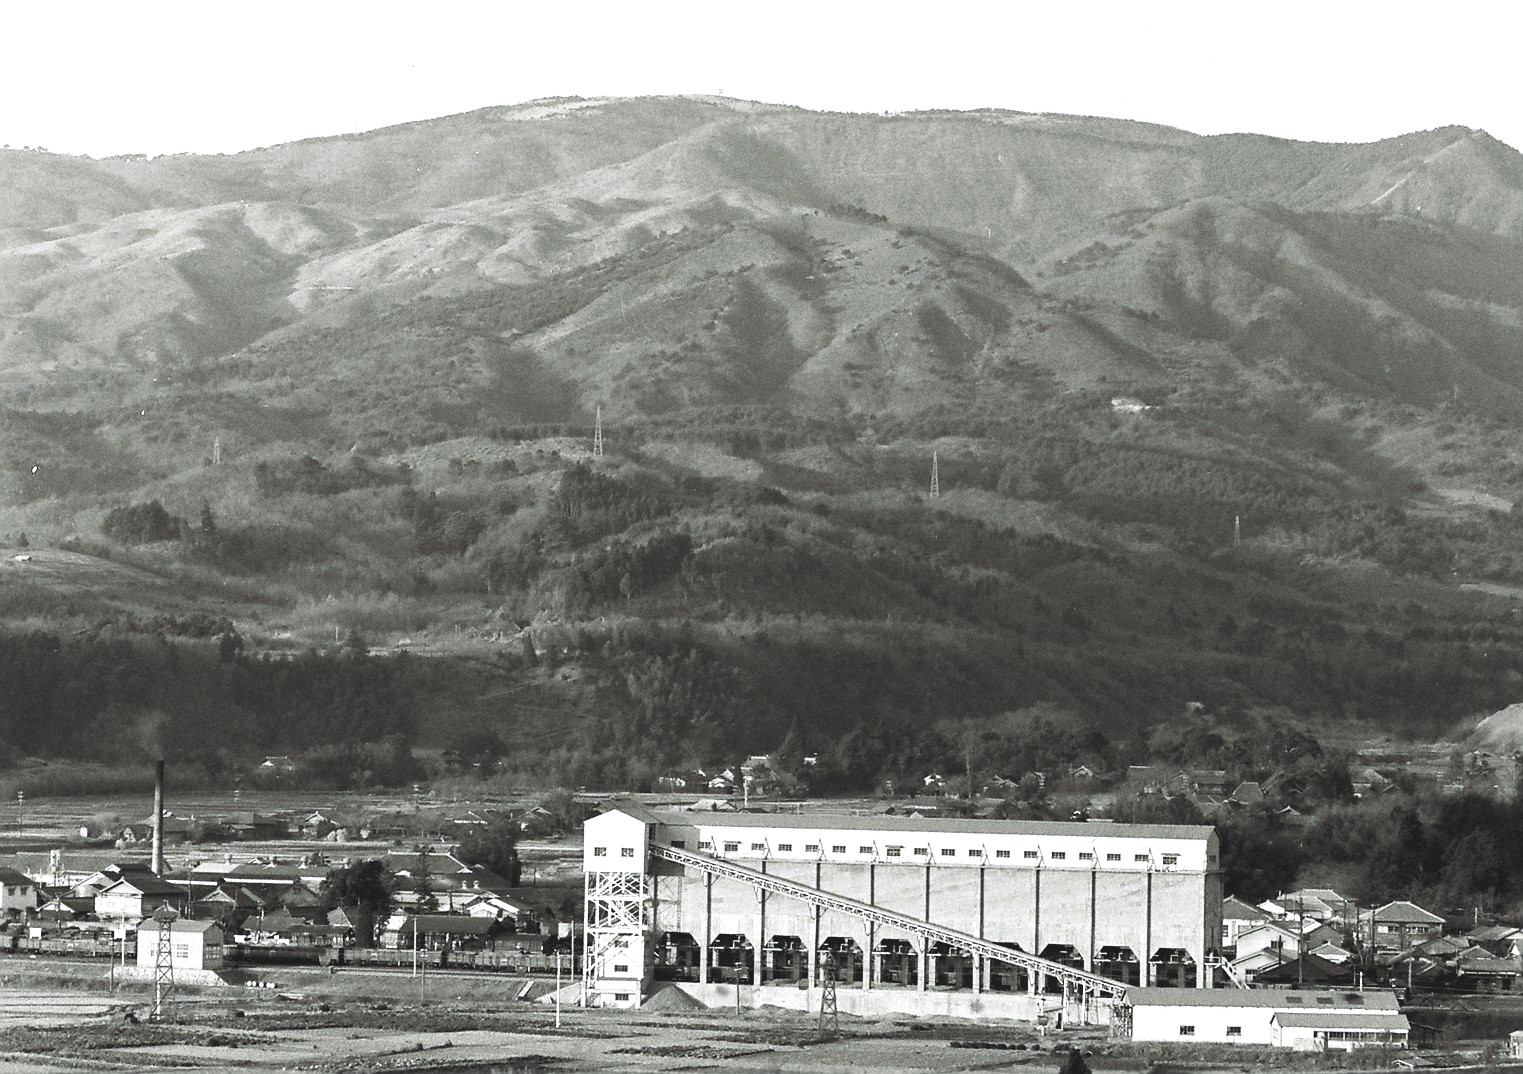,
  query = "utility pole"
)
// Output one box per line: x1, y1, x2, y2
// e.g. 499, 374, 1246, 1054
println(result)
930, 452, 940, 499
